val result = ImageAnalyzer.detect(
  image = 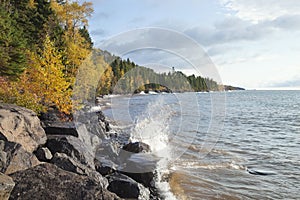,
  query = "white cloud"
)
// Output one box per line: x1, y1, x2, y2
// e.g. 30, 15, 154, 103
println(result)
220, 0, 300, 22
